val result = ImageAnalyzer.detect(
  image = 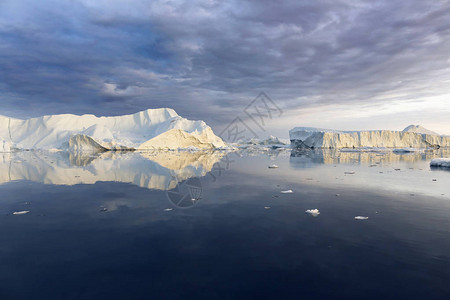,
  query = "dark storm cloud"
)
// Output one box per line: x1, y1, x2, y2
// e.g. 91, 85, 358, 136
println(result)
1, 0, 450, 127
